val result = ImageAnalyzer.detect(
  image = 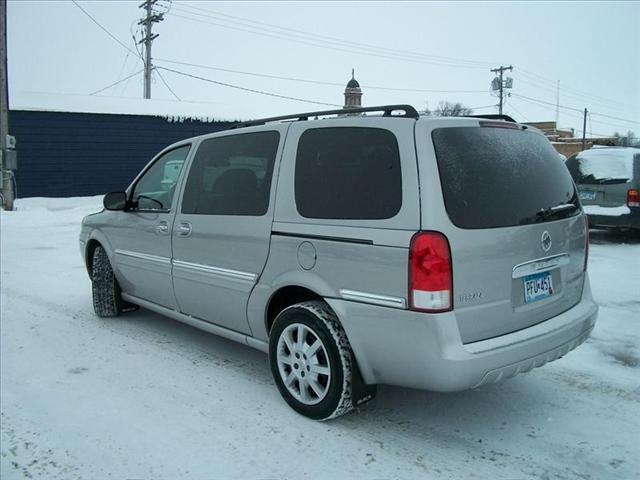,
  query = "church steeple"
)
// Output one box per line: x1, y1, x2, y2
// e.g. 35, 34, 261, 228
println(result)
344, 68, 362, 108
